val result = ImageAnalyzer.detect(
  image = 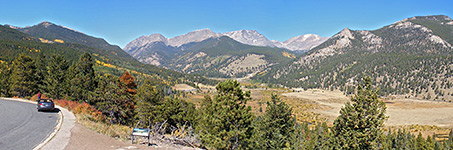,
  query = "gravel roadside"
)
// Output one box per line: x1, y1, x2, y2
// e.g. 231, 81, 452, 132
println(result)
65, 123, 200, 150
